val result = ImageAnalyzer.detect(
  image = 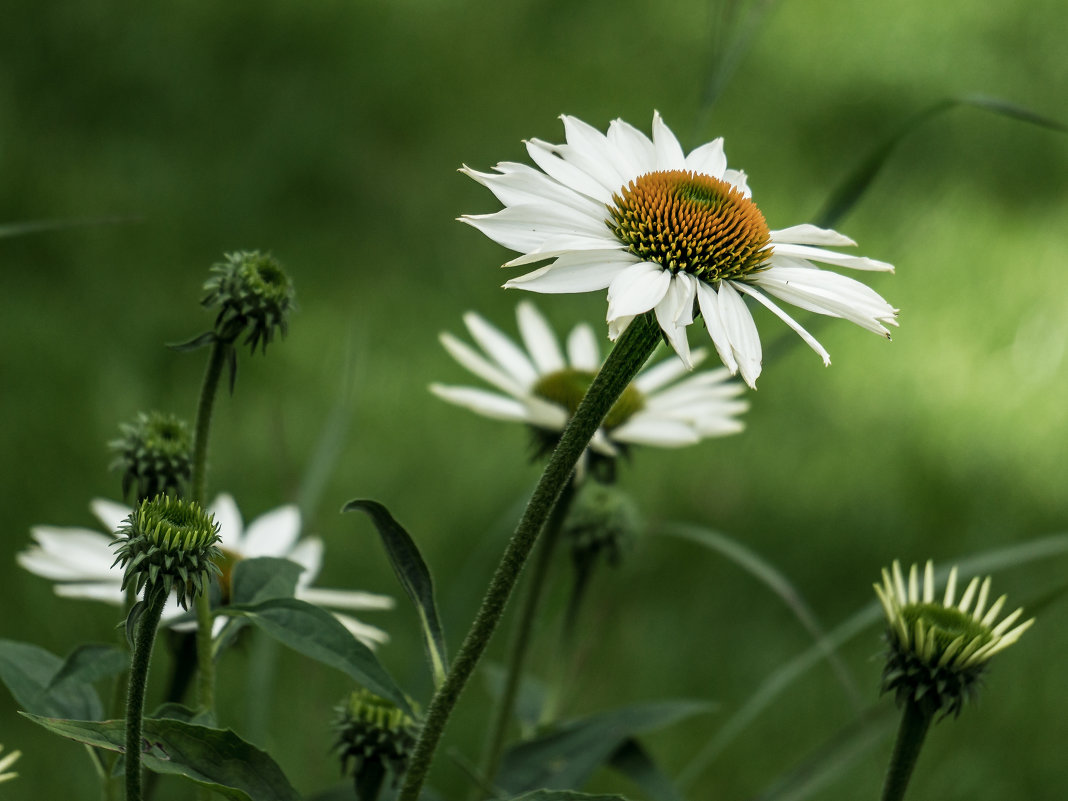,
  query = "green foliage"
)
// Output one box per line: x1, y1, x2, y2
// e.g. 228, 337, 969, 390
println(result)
0, 640, 114, 721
